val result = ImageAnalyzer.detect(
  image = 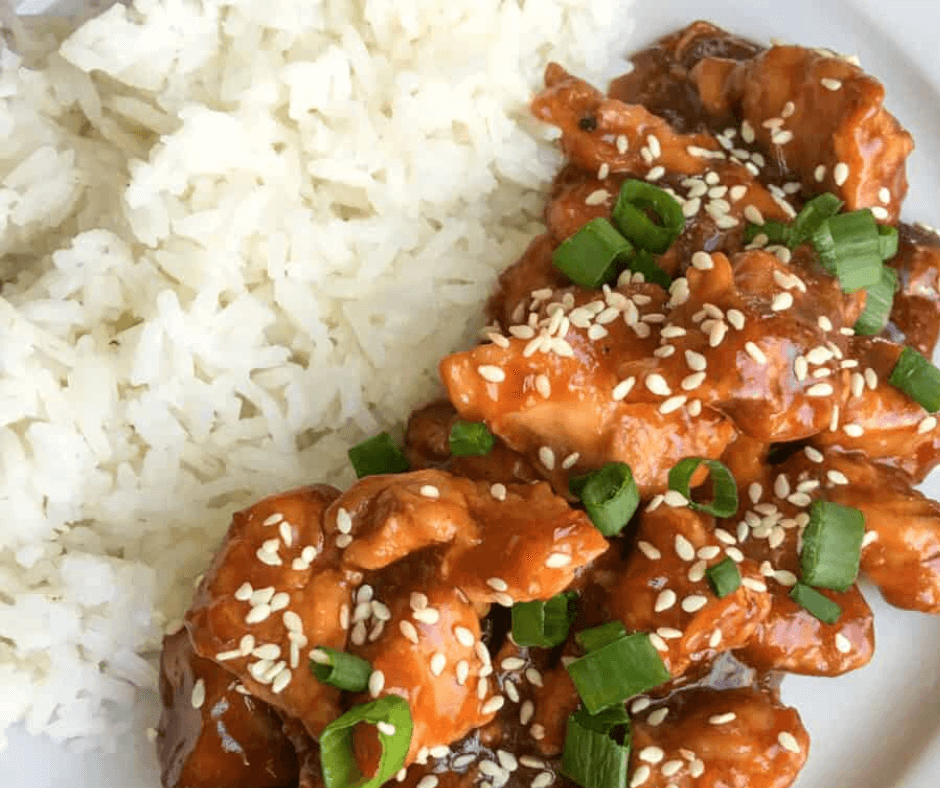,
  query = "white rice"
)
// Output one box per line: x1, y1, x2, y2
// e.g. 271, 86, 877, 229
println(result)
0, 0, 635, 755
